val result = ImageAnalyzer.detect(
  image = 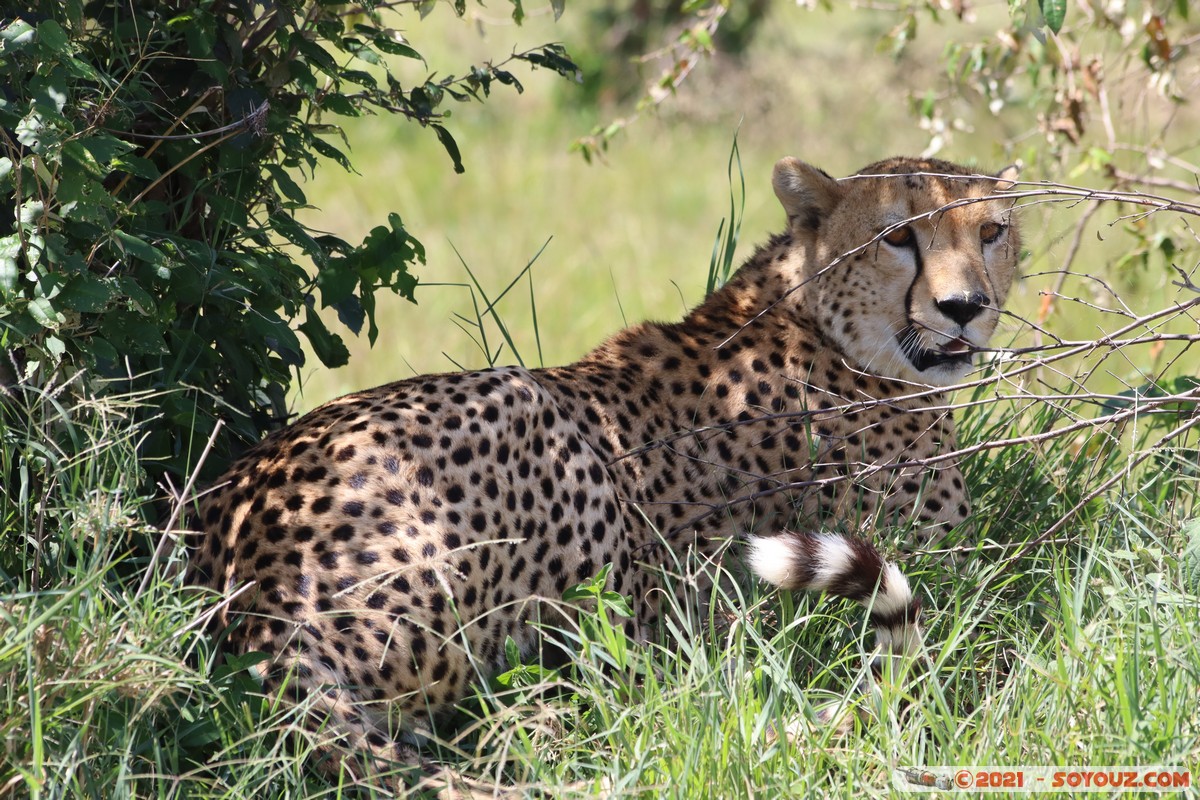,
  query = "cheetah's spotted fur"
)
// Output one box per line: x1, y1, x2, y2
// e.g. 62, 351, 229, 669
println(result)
189, 155, 1020, 768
